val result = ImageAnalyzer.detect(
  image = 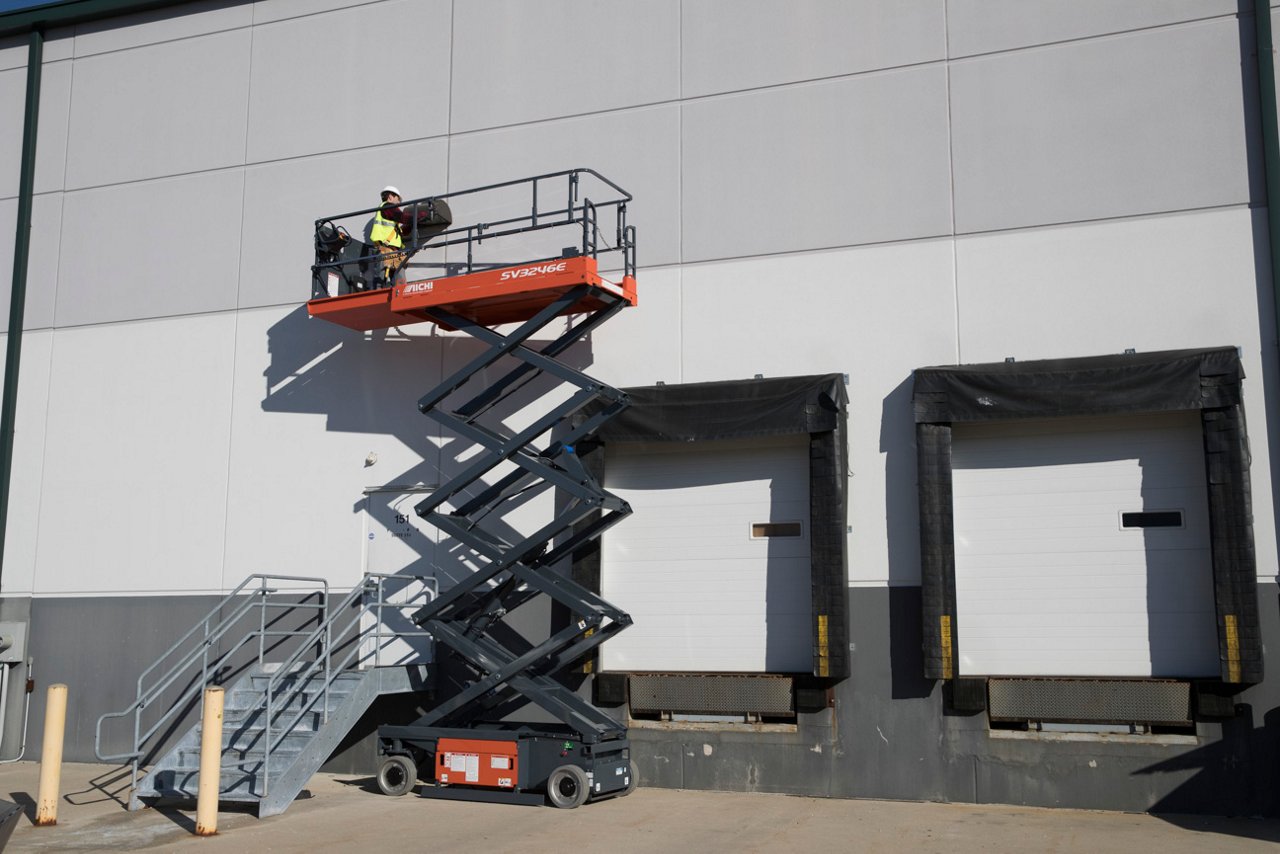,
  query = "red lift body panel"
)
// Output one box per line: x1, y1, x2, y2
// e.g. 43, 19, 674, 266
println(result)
306, 256, 637, 332
435, 738, 520, 789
